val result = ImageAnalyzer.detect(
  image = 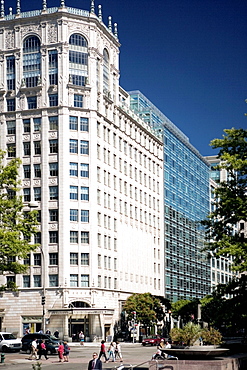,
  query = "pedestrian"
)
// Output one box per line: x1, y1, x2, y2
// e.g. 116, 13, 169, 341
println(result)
58, 341, 64, 362
115, 341, 123, 362
79, 331, 85, 345
54, 330, 59, 339
46, 329, 51, 335
98, 340, 108, 362
28, 338, 38, 360
63, 341, 70, 362
38, 340, 48, 360
165, 341, 171, 349
88, 352, 102, 370
107, 342, 115, 362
